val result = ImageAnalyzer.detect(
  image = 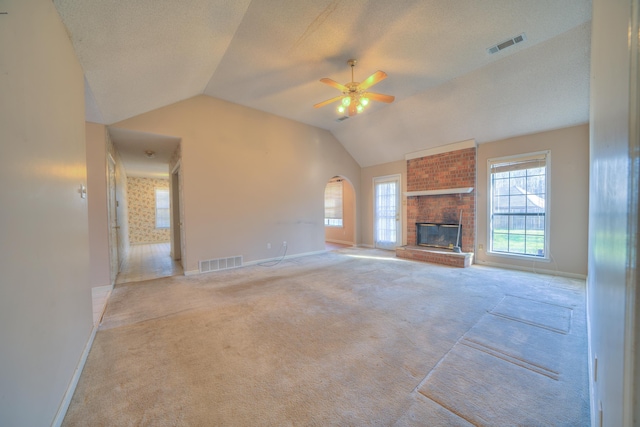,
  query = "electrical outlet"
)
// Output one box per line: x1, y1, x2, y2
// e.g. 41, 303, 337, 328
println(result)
267, 243, 271, 249
283, 241, 287, 247
479, 244, 484, 250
